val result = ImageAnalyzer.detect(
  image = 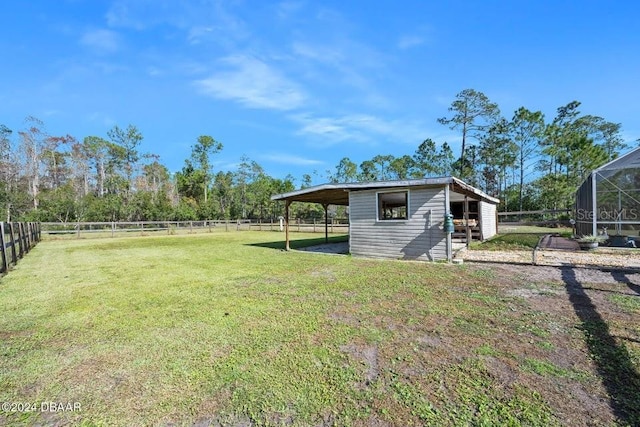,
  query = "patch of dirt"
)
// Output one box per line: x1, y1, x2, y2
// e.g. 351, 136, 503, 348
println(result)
340, 344, 379, 387
460, 262, 640, 426
310, 269, 337, 282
